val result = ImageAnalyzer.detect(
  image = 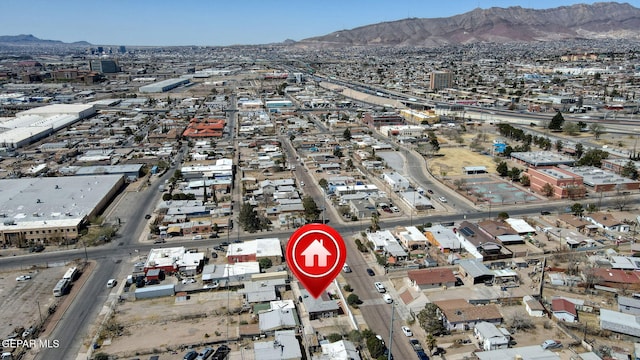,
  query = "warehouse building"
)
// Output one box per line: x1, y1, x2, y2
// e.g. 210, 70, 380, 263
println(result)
0, 104, 96, 149
139, 78, 190, 93
0, 175, 124, 247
